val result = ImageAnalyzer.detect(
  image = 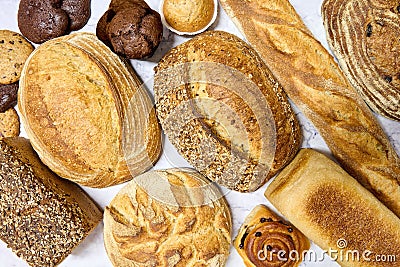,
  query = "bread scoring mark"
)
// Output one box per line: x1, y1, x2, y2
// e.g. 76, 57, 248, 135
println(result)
106, 170, 231, 266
